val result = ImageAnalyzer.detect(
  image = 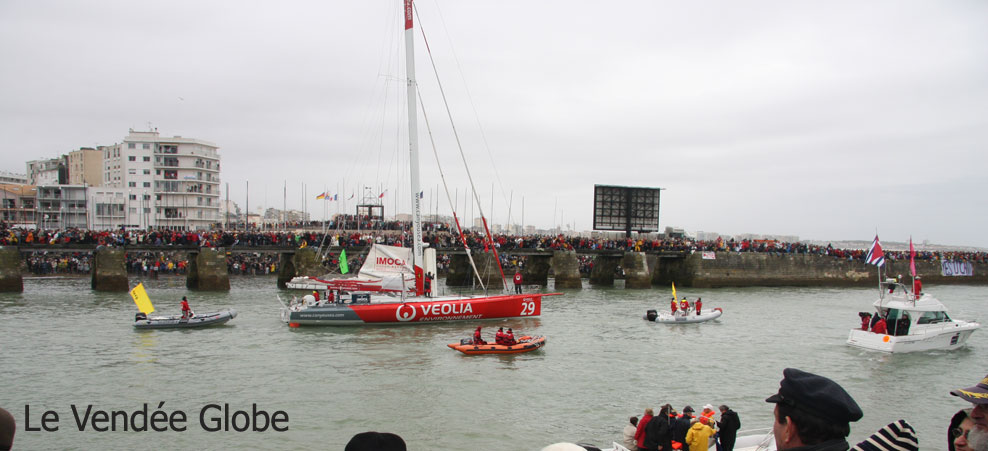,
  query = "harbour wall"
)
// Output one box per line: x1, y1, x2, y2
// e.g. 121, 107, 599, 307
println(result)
654, 252, 988, 288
